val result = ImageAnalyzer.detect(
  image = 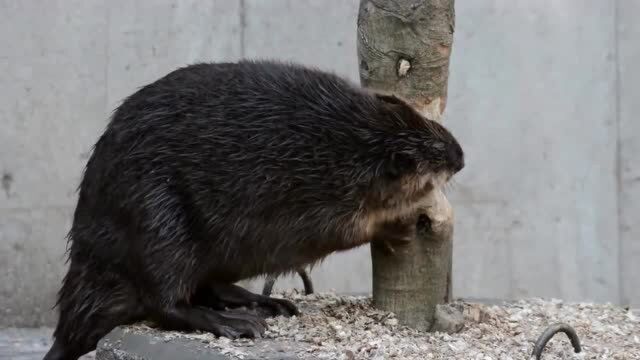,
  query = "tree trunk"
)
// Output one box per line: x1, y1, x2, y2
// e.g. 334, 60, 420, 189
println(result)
357, 0, 457, 332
